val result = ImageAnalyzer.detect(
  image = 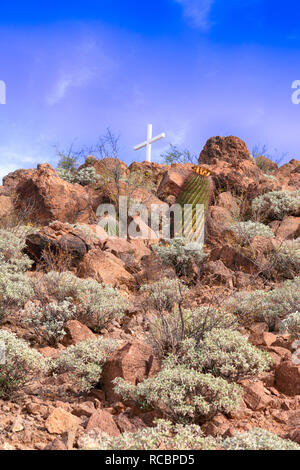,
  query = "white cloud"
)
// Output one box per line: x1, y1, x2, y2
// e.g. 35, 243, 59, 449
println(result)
46, 67, 97, 106
174, 0, 214, 30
